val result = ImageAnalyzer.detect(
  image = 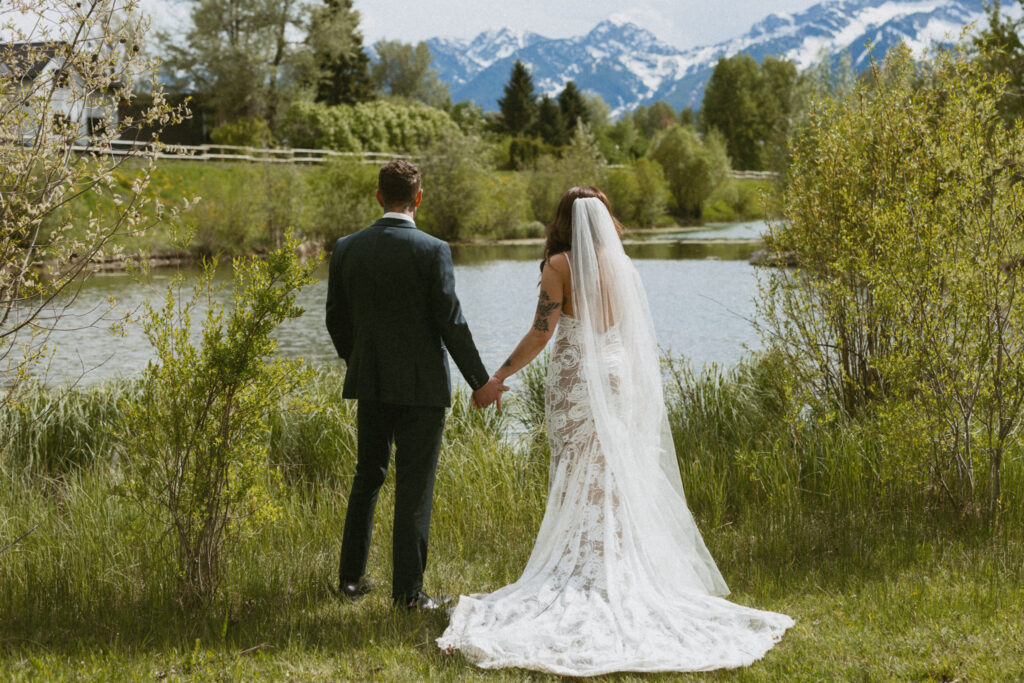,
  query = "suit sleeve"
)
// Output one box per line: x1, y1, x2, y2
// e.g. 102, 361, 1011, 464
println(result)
430, 242, 488, 391
325, 242, 353, 362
